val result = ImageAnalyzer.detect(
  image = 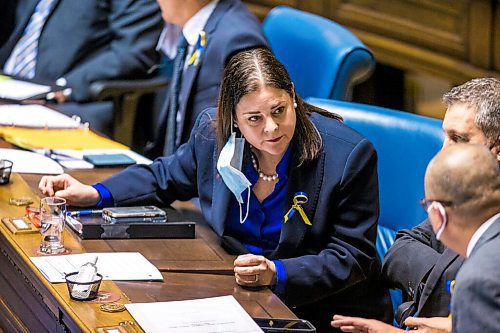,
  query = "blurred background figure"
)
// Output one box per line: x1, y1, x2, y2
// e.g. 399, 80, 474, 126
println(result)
0, 0, 163, 135
145, 0, 267, 157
